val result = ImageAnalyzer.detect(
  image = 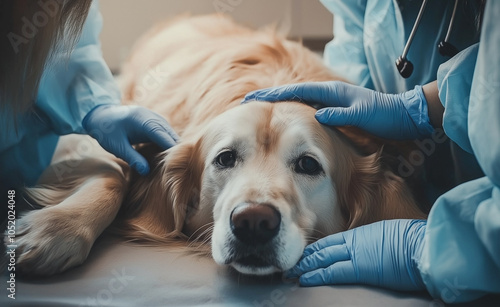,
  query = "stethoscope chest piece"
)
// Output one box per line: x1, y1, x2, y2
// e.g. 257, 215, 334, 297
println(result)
396, 56, 414, 79
437, 40, 459, 57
